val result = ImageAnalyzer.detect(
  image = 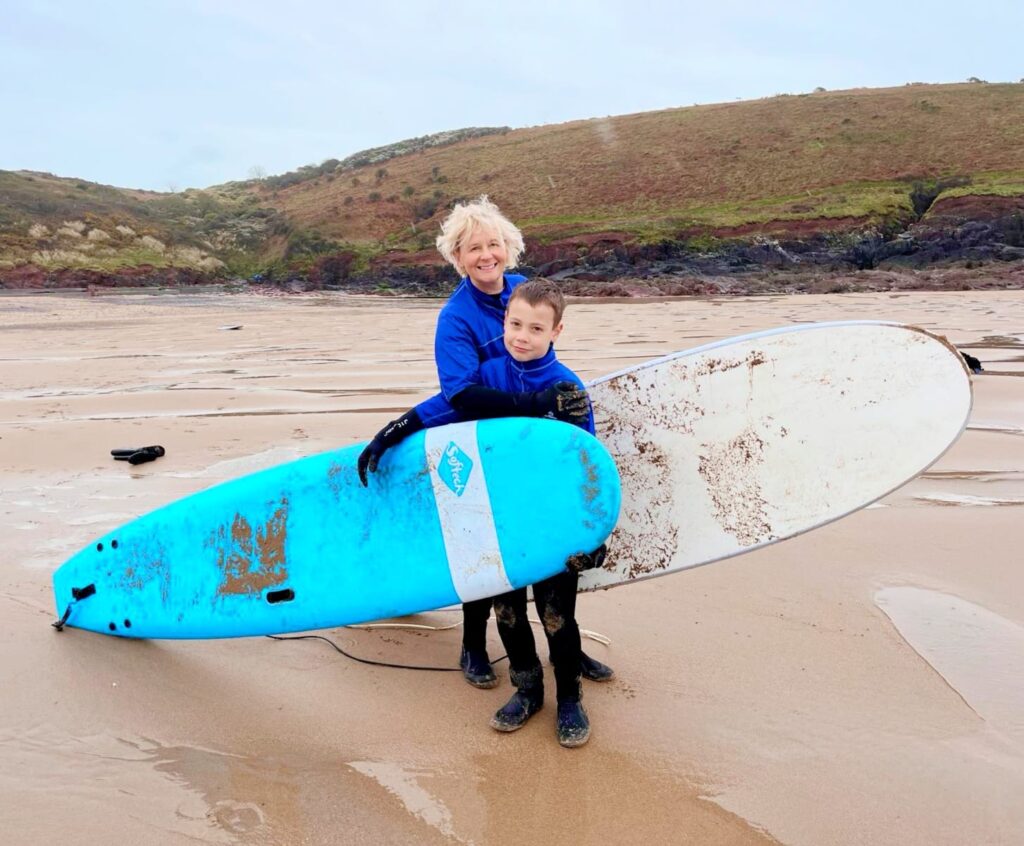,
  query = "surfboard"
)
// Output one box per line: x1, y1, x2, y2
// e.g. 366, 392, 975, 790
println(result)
577, 321, 972, 592
52, 418, 621, 638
